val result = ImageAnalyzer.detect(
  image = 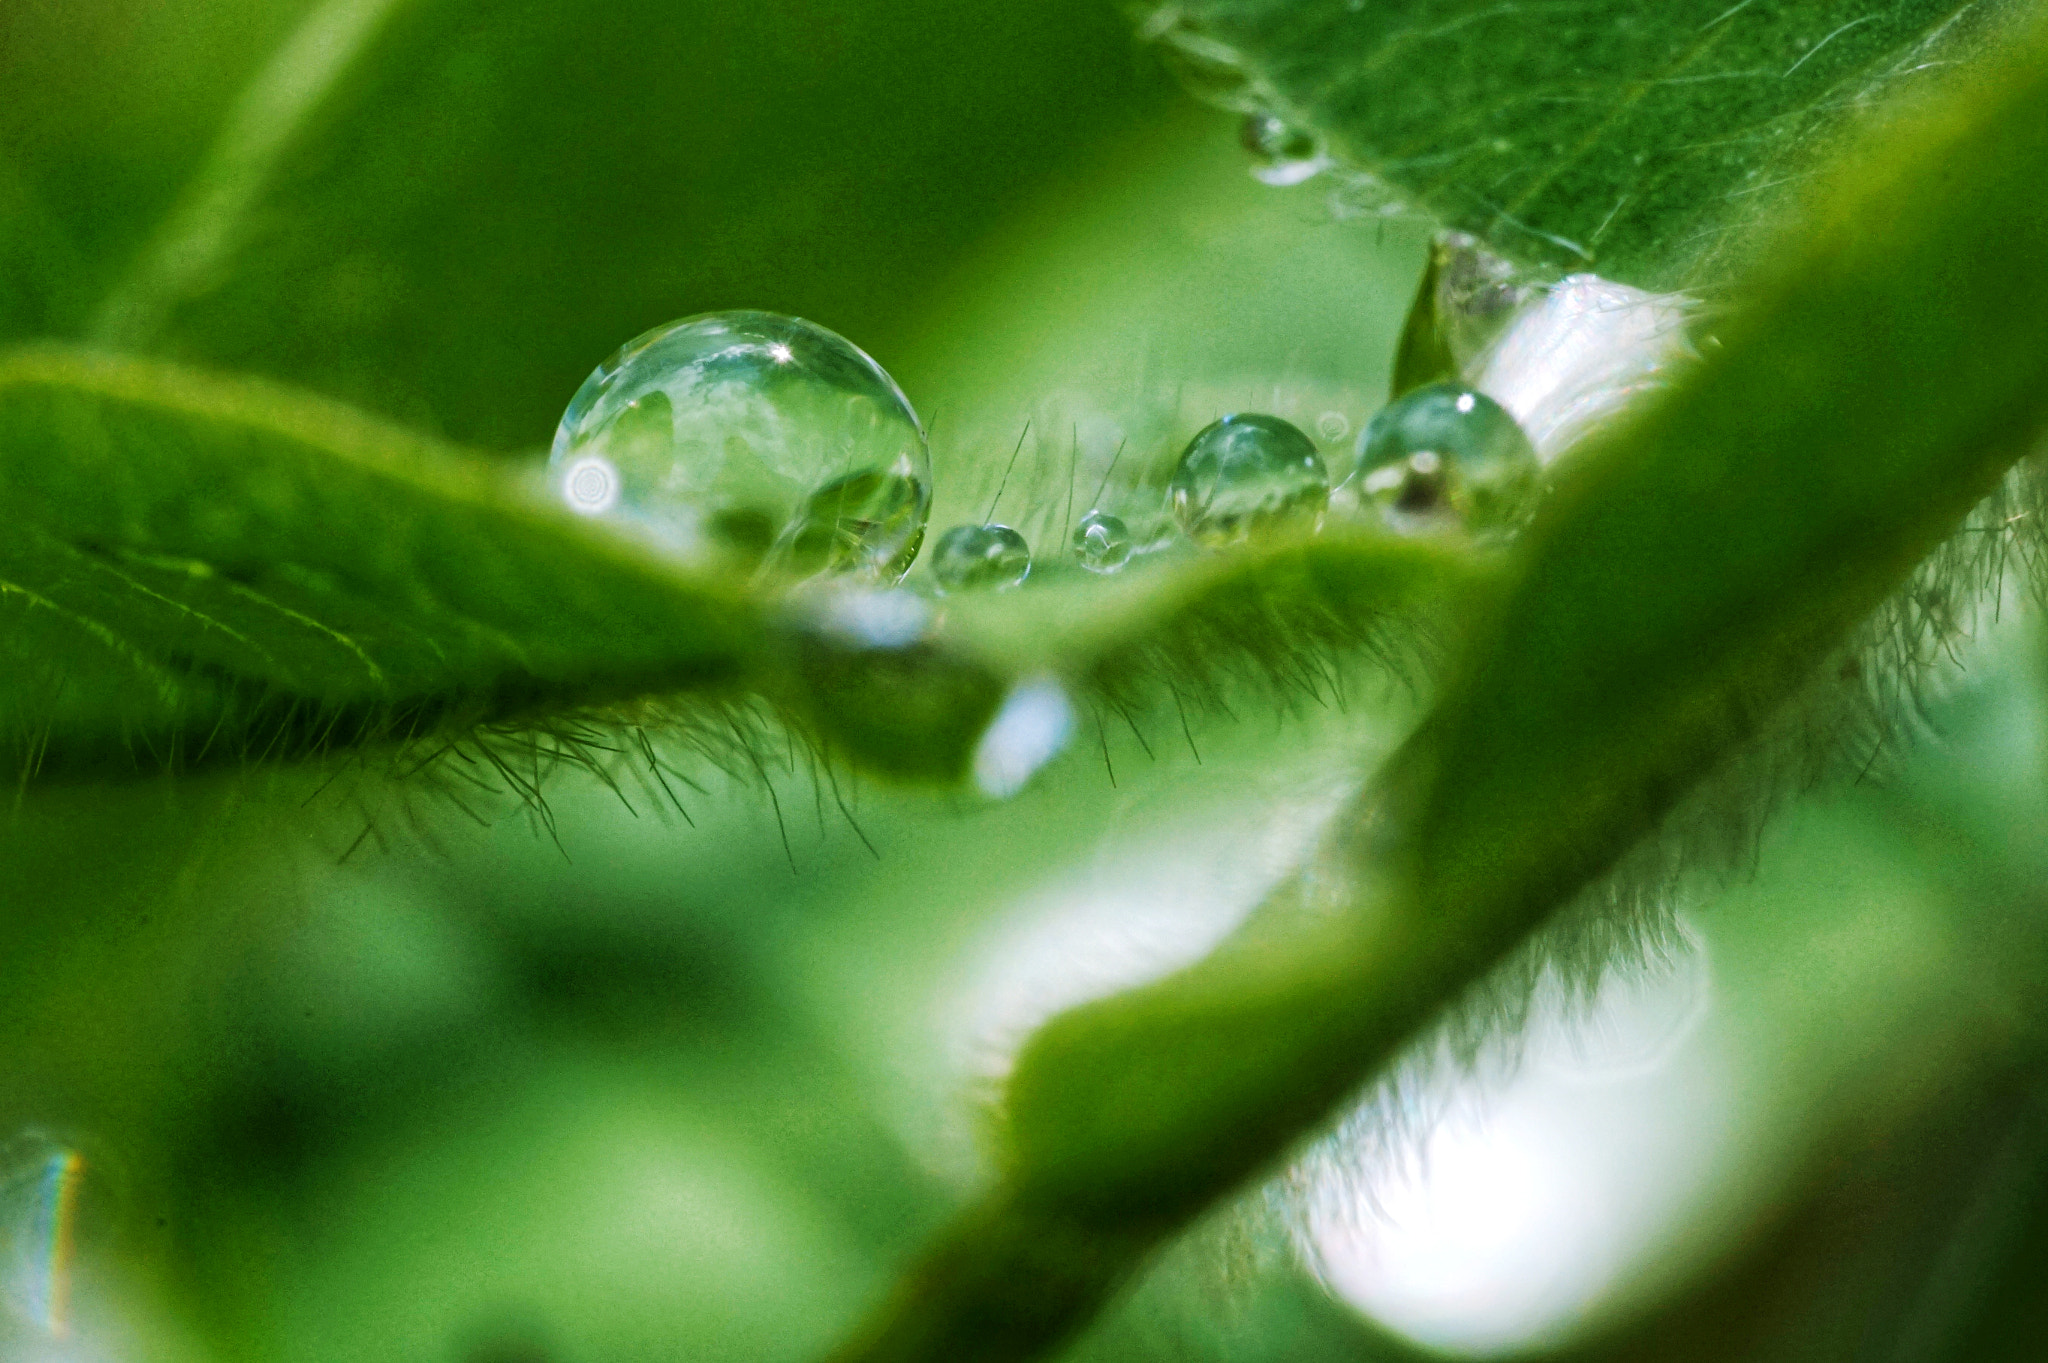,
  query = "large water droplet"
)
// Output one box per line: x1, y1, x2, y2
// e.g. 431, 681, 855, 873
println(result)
1240, 113, 1325, 186
550, 311, 932, 582
1, 1135, 113, 1339
933, 524, 1032, 593
1071, 510, 1133, 574
1169, 414, 1329, 547
1353, 382, 1539, 536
